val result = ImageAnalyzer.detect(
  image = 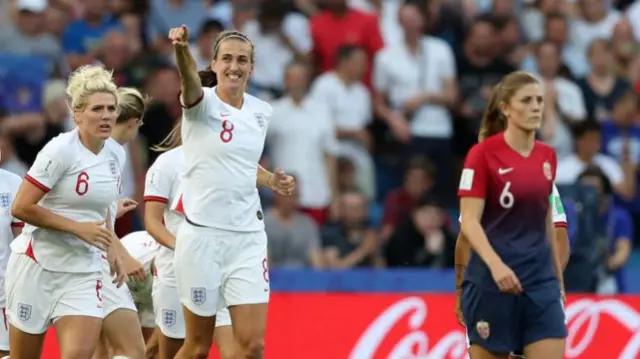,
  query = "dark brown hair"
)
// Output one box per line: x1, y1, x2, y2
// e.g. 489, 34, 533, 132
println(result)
151, 118, 182, 152
198, 30, 255, 88
478, 71, 540, 141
